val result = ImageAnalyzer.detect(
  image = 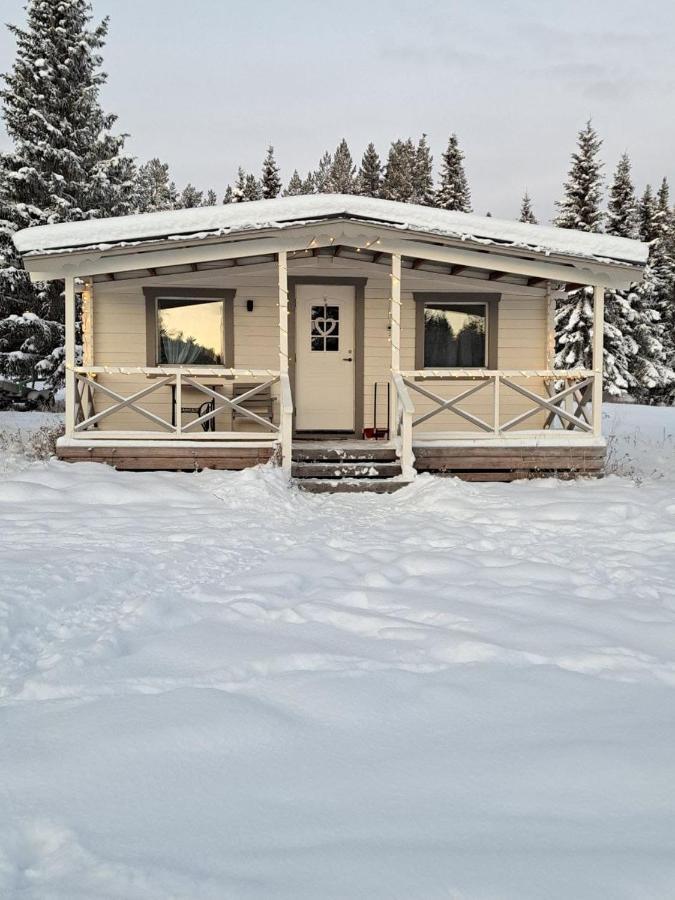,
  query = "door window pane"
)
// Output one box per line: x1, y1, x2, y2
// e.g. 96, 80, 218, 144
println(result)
424, 303, 486, 367
157, 298, 224, 365
310, 304, 340, 351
